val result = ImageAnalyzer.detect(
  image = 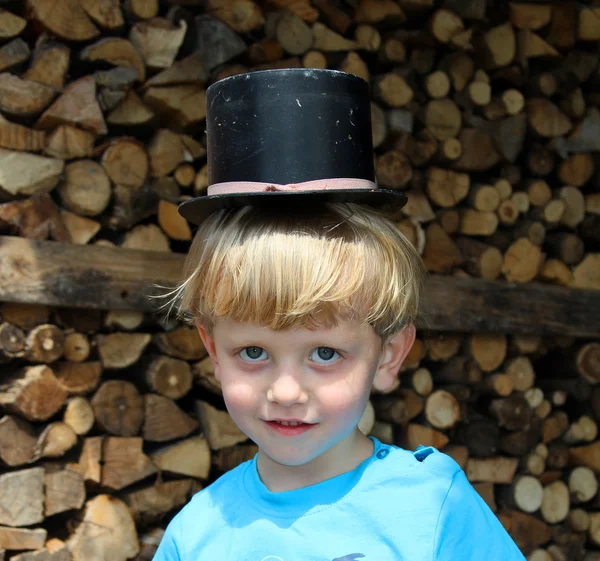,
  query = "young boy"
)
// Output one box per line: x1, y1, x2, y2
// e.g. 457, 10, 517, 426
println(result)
154, 69, 525, 560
